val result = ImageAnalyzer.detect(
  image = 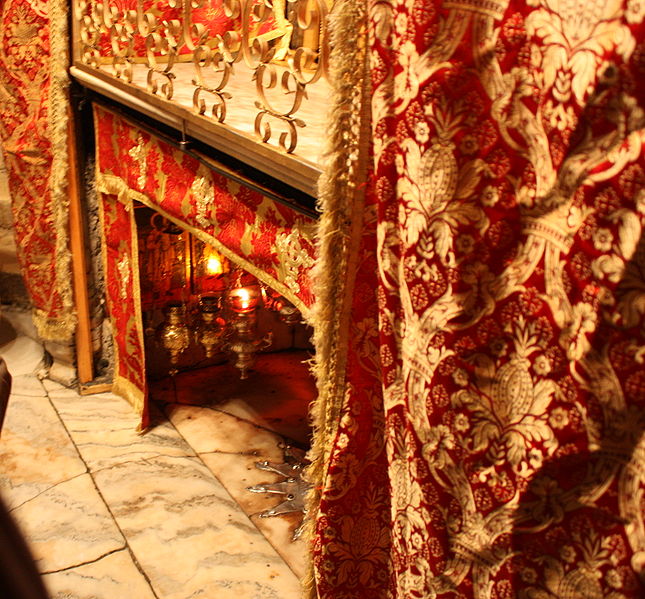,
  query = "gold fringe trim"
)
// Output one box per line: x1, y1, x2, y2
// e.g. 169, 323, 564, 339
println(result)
301, 0, 372, 596
95, 172, 312, 319
36, 0, 77, 343
112, 375, 146, 421
127, 181, 148, 425
32, 310, 77, 341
